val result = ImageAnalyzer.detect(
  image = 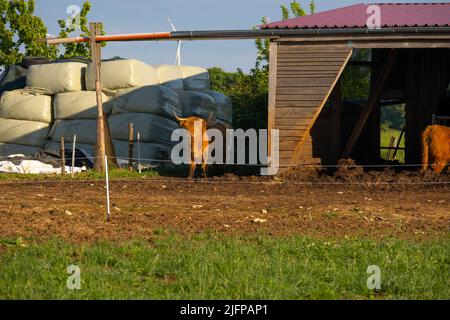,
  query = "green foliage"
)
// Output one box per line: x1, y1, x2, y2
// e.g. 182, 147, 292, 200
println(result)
0, 0, 57, 68
228, 68, 269, 130
0, 235, 449, 299
381, 104, 405, 131
58, 1, 105, 59
0, 0, 101, 69
341, 49, 371, 100
256, 1, 315, 68
209, 67, 268, 129
211, 1, 316, 130
0, 168, 159, 181
380, 127, 405, 163
208, 67, 241, 93
255, 16, 270, 69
